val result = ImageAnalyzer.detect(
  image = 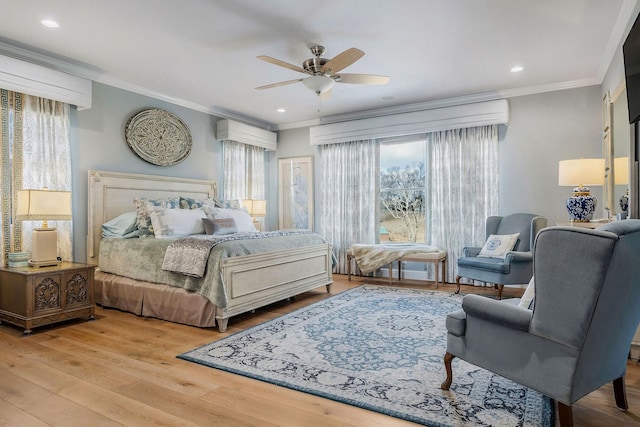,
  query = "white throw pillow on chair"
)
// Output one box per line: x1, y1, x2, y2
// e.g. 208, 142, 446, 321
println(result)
518, 276, 535, 309
478, 233, 520, 259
